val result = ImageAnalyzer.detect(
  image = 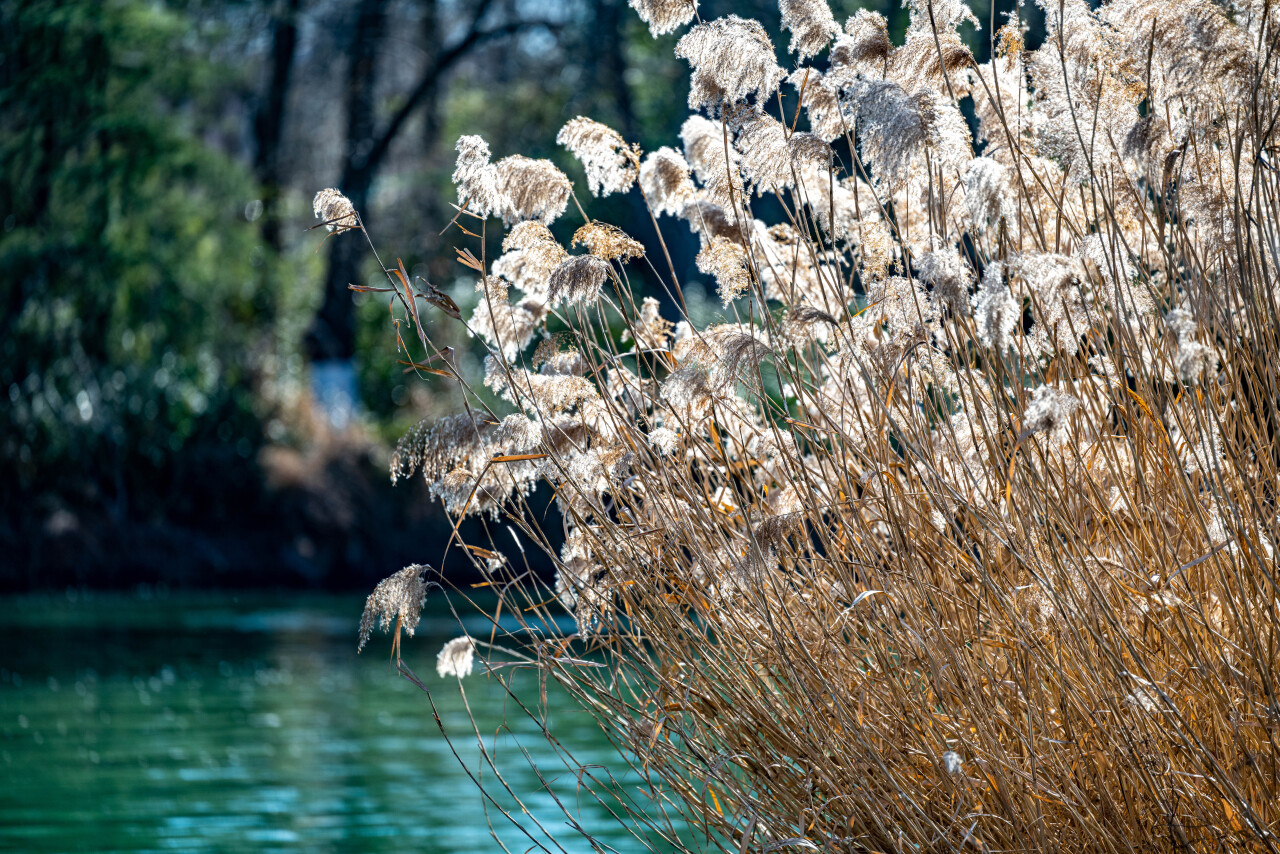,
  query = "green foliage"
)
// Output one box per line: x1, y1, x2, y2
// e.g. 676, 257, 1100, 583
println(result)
0, 0, 285, 512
